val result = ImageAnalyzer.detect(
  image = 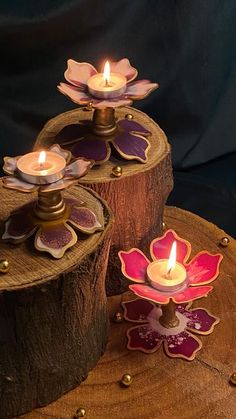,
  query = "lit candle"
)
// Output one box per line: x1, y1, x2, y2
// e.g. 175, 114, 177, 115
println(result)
17, 150, 66, 185
87, 60, 127, 99
147, 241, 187, 293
